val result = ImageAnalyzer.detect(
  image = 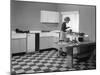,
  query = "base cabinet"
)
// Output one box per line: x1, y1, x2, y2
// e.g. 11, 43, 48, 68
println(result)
27, 34, 35, 52
40, 36, 59, 49
40, 37, 53, 49
11, 39, 26, 54
52, 37, 59, 48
